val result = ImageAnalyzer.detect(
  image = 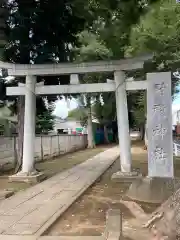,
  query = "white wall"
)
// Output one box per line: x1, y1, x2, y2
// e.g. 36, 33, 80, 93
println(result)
172, 105, 180, 125
0, 135, 88, 166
